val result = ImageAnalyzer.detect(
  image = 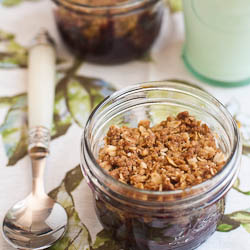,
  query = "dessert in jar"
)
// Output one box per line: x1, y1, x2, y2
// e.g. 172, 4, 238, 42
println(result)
52, 0, 164, 64
81, 81, 241, 250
